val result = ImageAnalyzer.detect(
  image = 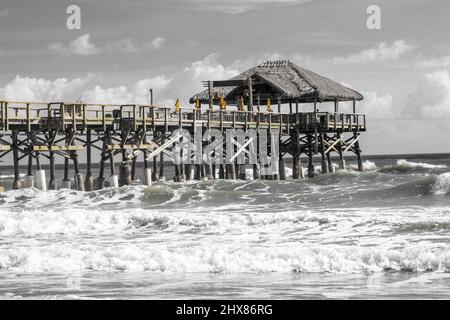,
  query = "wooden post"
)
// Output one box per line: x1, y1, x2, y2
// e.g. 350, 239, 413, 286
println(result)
307, 134, 315, 178
354, 132, 364, 172
319, 134, 329, 174
62, 130, 71, 189
49, 150, 57, 190
208, 81, 213, 110
71, 131, 85, 191
96, 136, 107, 190
159, 134, 165, 182
337, 132, 346, 170
85, 129, 94, 191
12, 131, 21, 190
248, 78, 253, 112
